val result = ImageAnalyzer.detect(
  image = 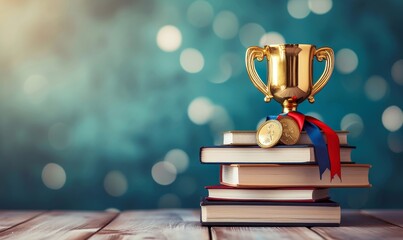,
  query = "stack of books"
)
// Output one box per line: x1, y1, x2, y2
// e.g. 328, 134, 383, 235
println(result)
200, 130, 371, 226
